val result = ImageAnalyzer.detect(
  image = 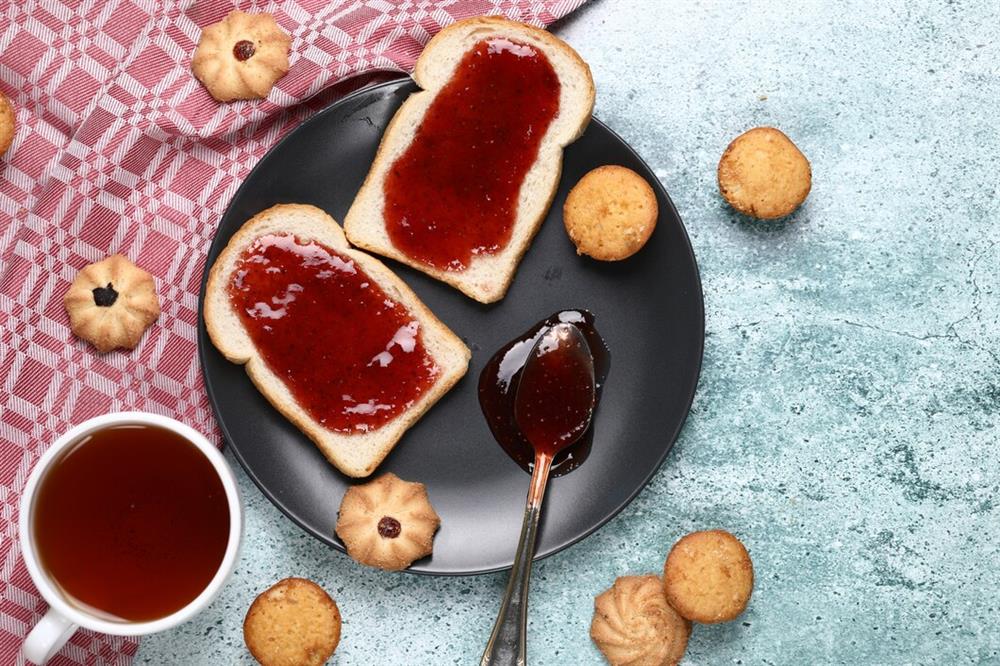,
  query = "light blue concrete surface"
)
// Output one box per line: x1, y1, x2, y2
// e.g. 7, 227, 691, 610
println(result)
137, 1, 1000, 663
